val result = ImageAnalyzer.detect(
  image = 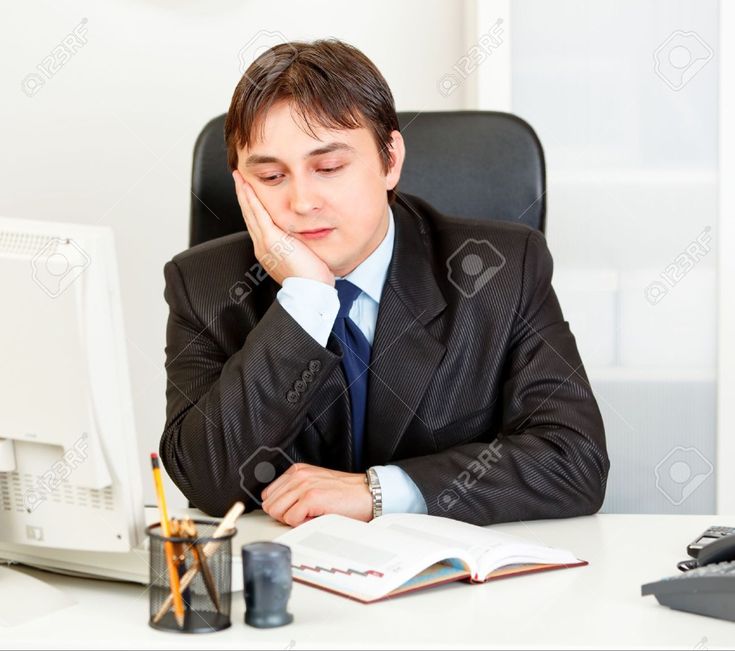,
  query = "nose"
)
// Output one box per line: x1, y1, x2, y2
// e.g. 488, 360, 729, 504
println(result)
289, 174, 322, 216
